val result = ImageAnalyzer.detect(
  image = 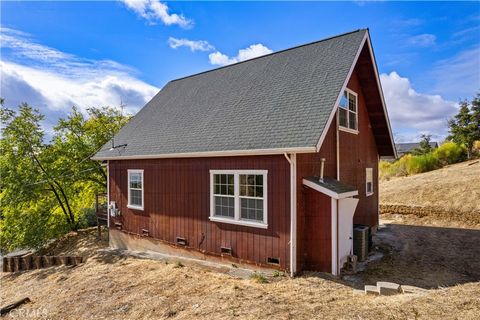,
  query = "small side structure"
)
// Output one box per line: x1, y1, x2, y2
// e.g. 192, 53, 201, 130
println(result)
93, 29, 396, 276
